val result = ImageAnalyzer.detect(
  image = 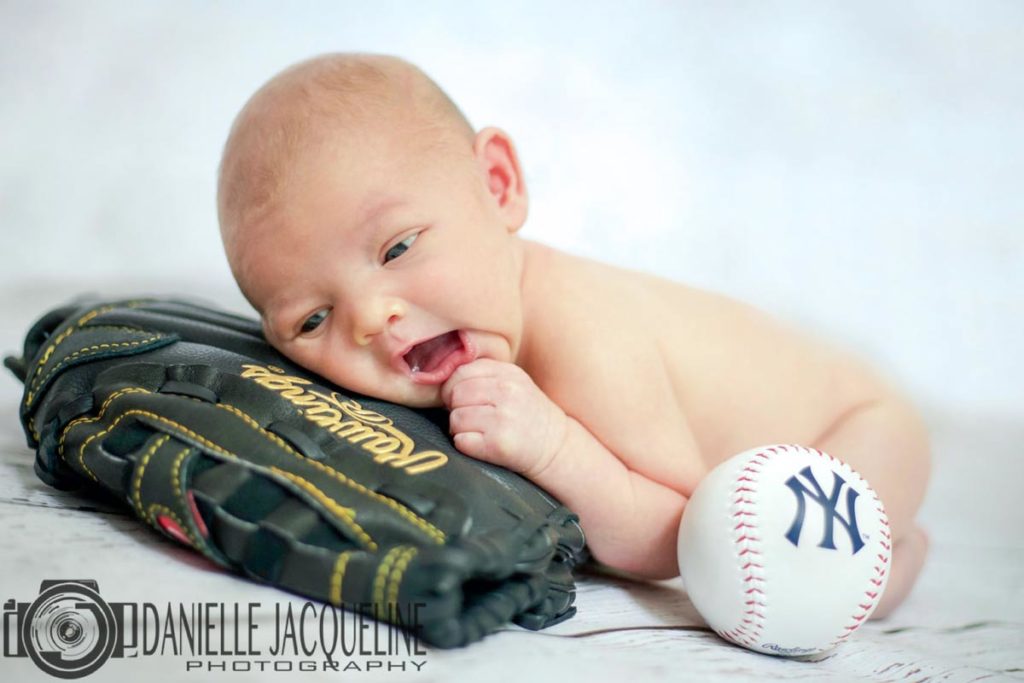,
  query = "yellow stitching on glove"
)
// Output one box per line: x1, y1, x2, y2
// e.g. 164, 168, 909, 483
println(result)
170, 445, 191, 494
34, 370, 148, 443
216, 402, 446, 545
169, 445, 217, 559
32, 306, 109, 378
37, 303, 145, 371
131, 434, 171, 517
373, 546, 406, 620
387, 546, 418, 613
28, 301, 145, 395
27, 300, 145, 436
60, 387, 149, 461
144, 501, 192, 540
27, 336, 164, 406
270, 467, 375, 552
215, 402, 310, 459
330, 551, 354, 607
72, 409, 238, 481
